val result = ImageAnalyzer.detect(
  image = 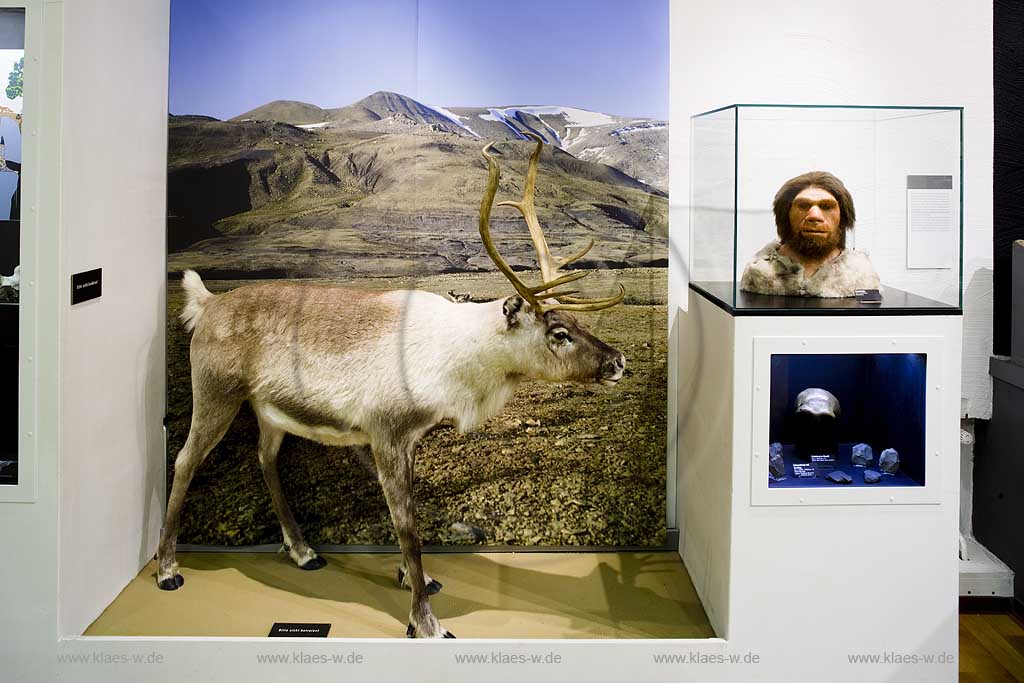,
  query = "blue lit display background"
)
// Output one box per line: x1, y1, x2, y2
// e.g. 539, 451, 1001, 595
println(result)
768, 353, 927, 487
